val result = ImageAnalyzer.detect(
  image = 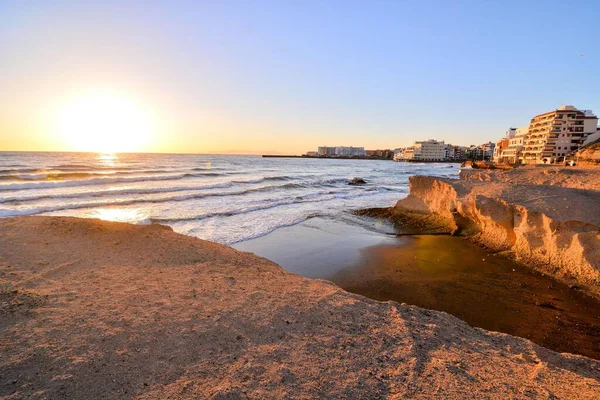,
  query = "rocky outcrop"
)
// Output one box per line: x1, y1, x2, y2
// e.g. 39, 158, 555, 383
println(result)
348, 177, 367, 185
577, 140, 600, 164
2, 217, 600, 399
393, 175, 600, 296
461, 160, 513, 170
460, 165, 600, 190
